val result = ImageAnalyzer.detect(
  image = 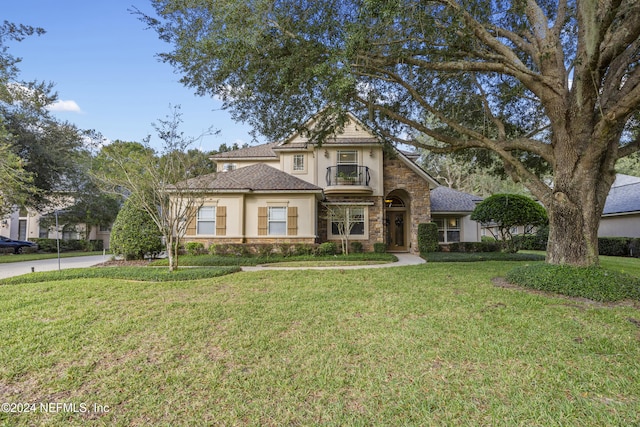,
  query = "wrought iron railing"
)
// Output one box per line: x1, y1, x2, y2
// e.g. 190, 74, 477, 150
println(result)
326, 165, 371, 187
